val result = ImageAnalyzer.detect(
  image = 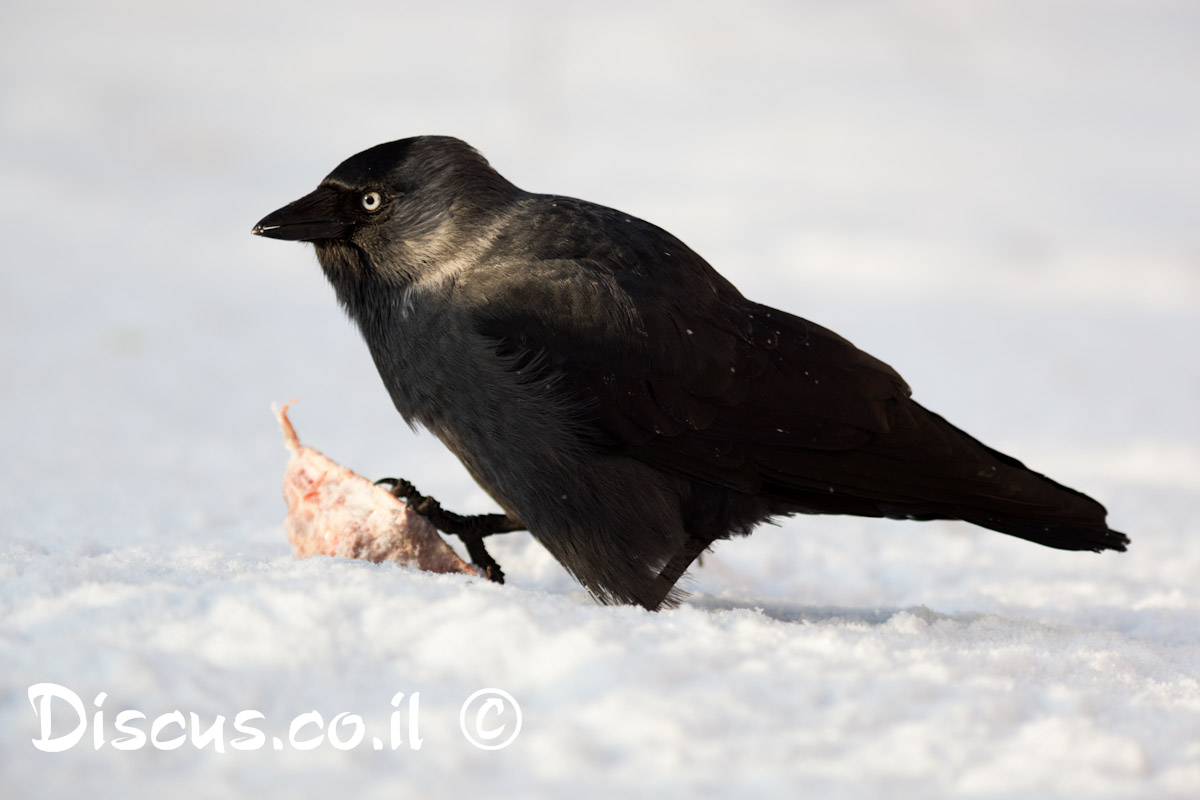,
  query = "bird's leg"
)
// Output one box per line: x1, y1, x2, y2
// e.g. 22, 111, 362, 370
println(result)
374, 477, 525, 584
642, 535, 716, 611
